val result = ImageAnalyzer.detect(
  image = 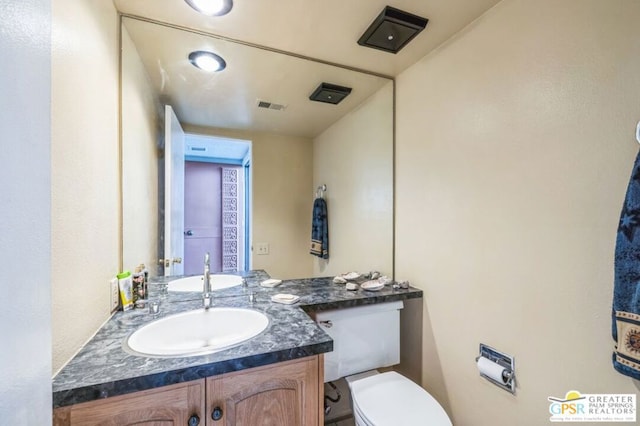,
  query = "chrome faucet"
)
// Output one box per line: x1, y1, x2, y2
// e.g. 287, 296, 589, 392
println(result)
203, 252, 211, 309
